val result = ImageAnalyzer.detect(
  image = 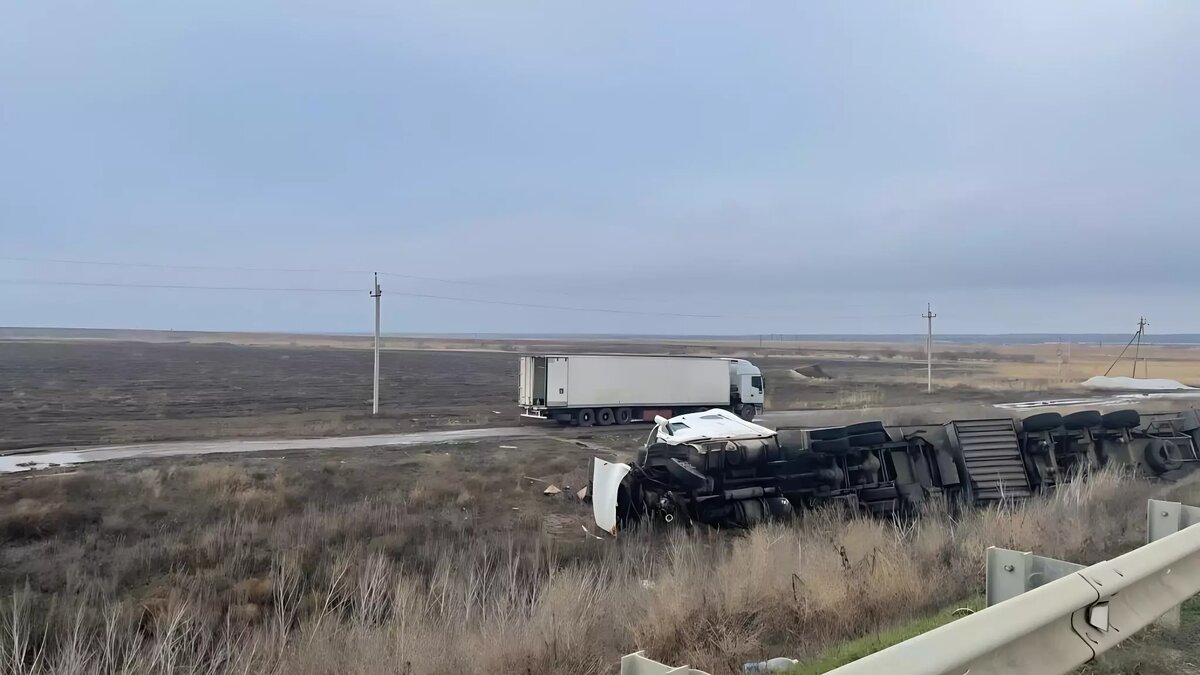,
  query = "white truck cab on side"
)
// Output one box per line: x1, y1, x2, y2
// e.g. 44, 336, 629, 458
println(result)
591, 408, 777, 534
